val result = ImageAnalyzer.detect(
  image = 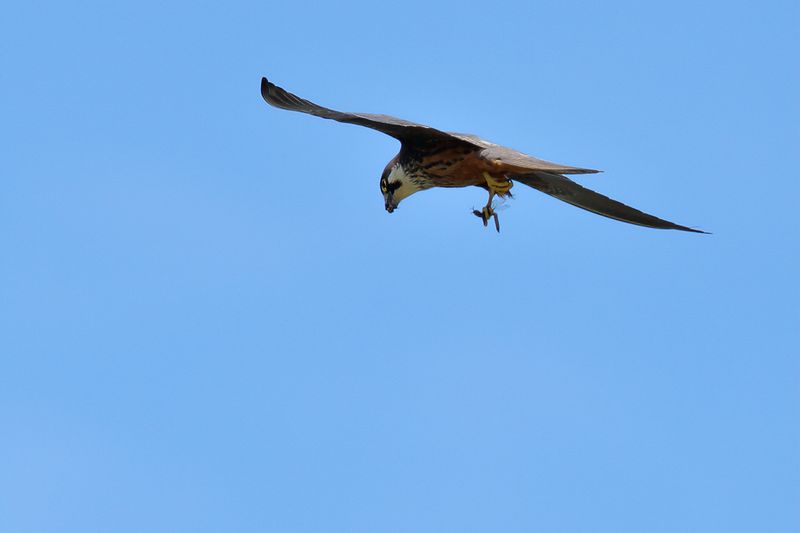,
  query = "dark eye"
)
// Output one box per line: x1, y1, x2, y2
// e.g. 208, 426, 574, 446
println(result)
387, 182, 401, 193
